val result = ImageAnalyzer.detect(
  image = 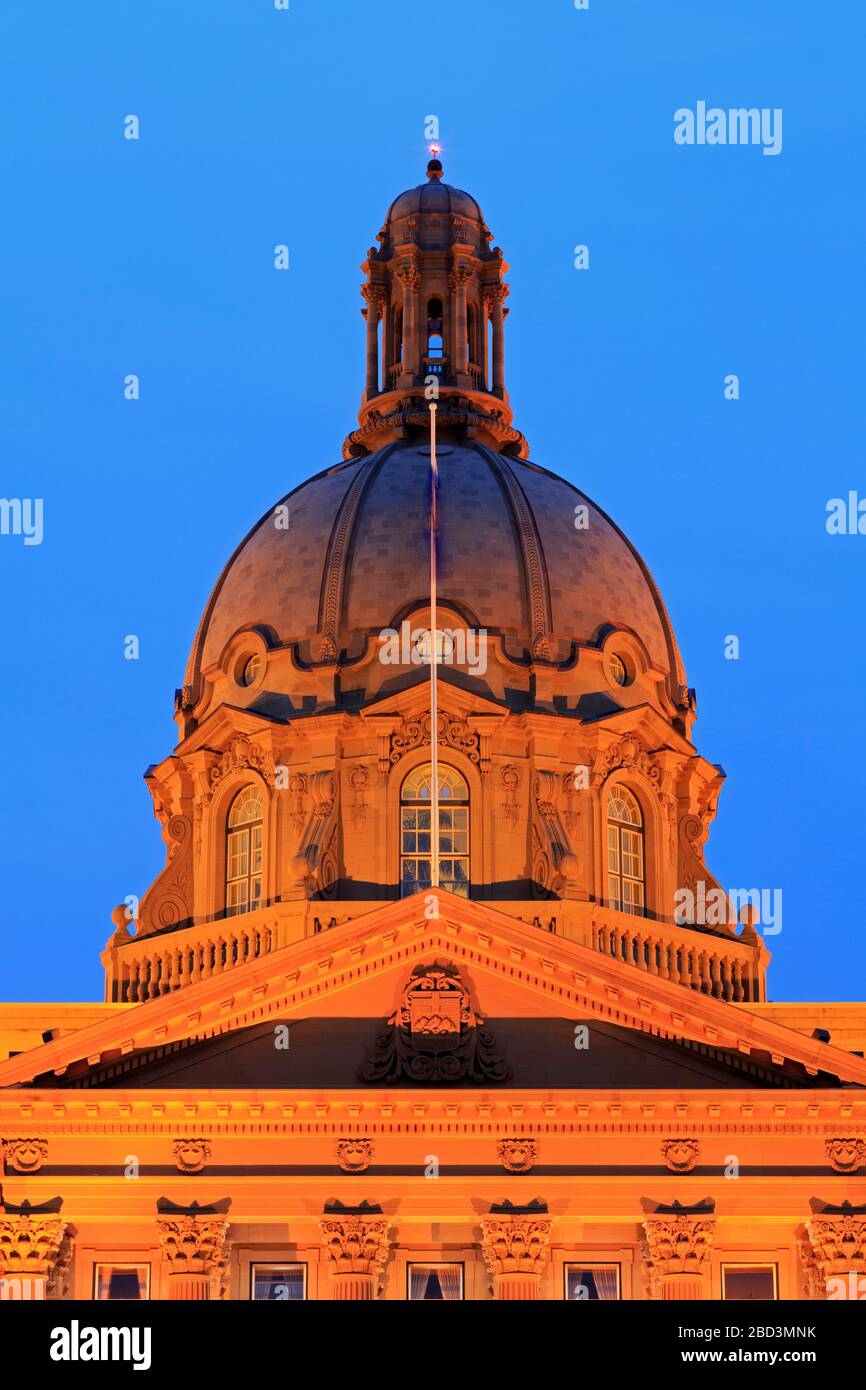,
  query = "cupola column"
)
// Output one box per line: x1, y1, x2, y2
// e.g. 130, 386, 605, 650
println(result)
362, 284, 382, 399
397, 261, 420, 386
450, 264, 470, 376
486, 284, 509, 398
